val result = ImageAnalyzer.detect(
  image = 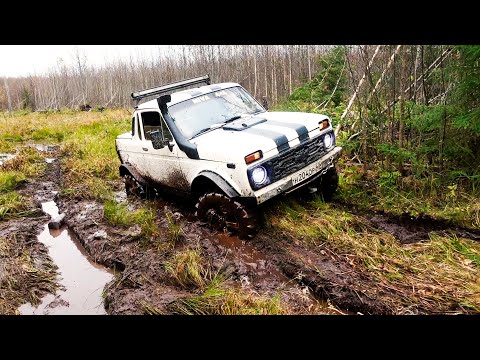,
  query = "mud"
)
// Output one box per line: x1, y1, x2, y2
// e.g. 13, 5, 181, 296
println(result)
56, 189, 338, 314
365, 210, 480, 244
